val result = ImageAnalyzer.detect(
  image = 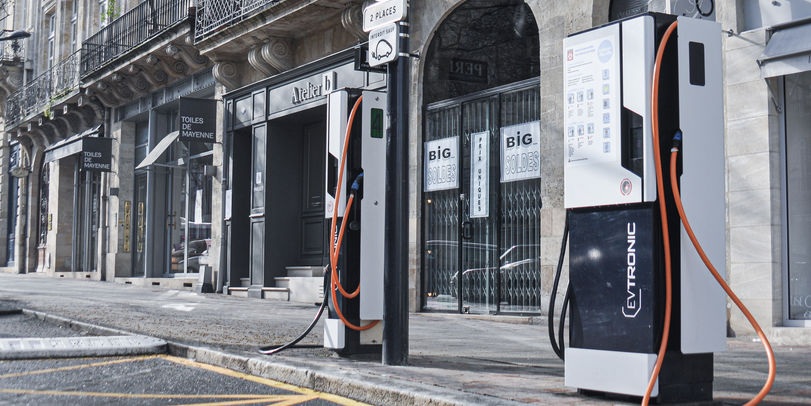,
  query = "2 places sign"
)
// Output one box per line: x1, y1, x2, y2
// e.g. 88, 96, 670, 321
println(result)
363, 0, 407, 32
